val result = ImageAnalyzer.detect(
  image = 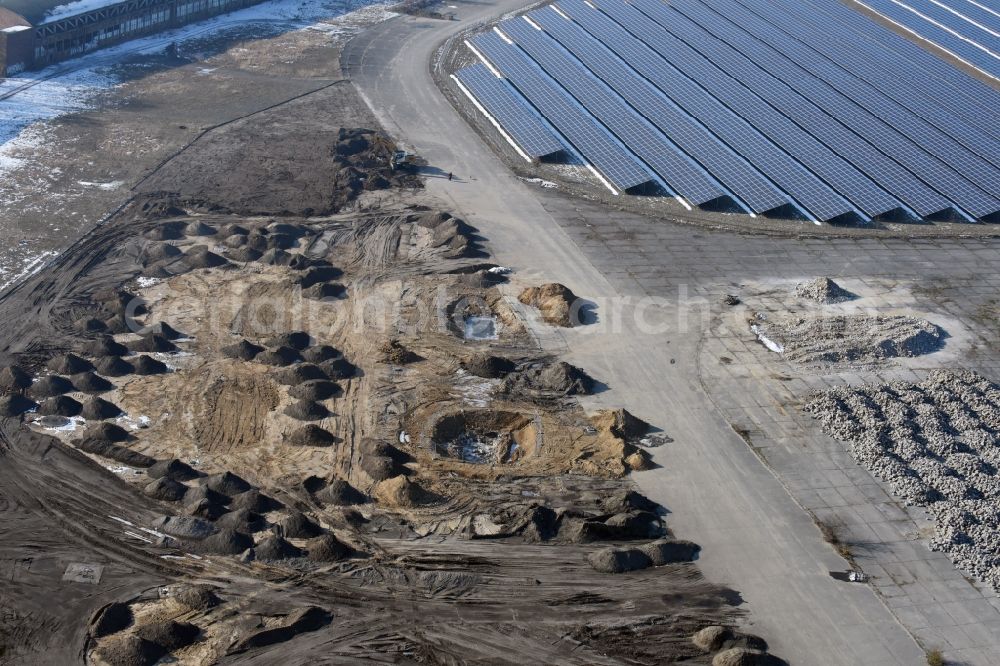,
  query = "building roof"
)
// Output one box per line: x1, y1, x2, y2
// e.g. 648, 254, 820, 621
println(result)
0, 7, 31, 31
